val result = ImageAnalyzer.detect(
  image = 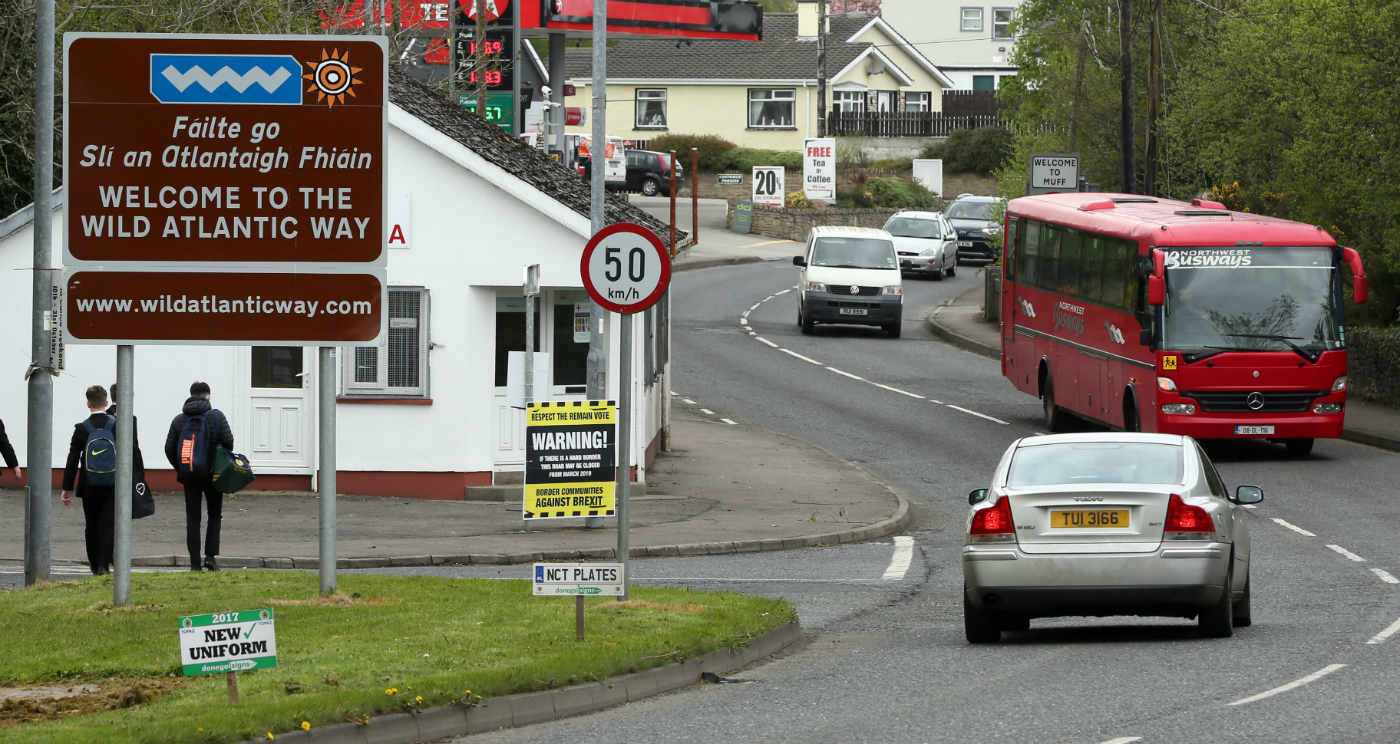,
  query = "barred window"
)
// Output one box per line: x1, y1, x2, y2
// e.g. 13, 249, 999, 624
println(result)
342, 287, 431, 398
